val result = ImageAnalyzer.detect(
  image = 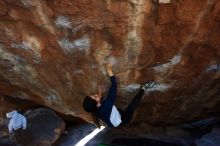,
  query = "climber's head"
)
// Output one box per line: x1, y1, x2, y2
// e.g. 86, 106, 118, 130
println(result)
83, 95, 99, 113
